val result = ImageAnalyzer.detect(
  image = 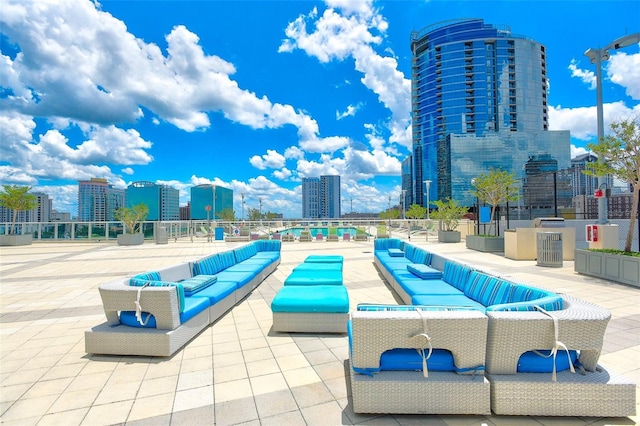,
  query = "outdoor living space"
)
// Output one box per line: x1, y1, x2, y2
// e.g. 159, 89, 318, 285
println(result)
0, 238, 638, 425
